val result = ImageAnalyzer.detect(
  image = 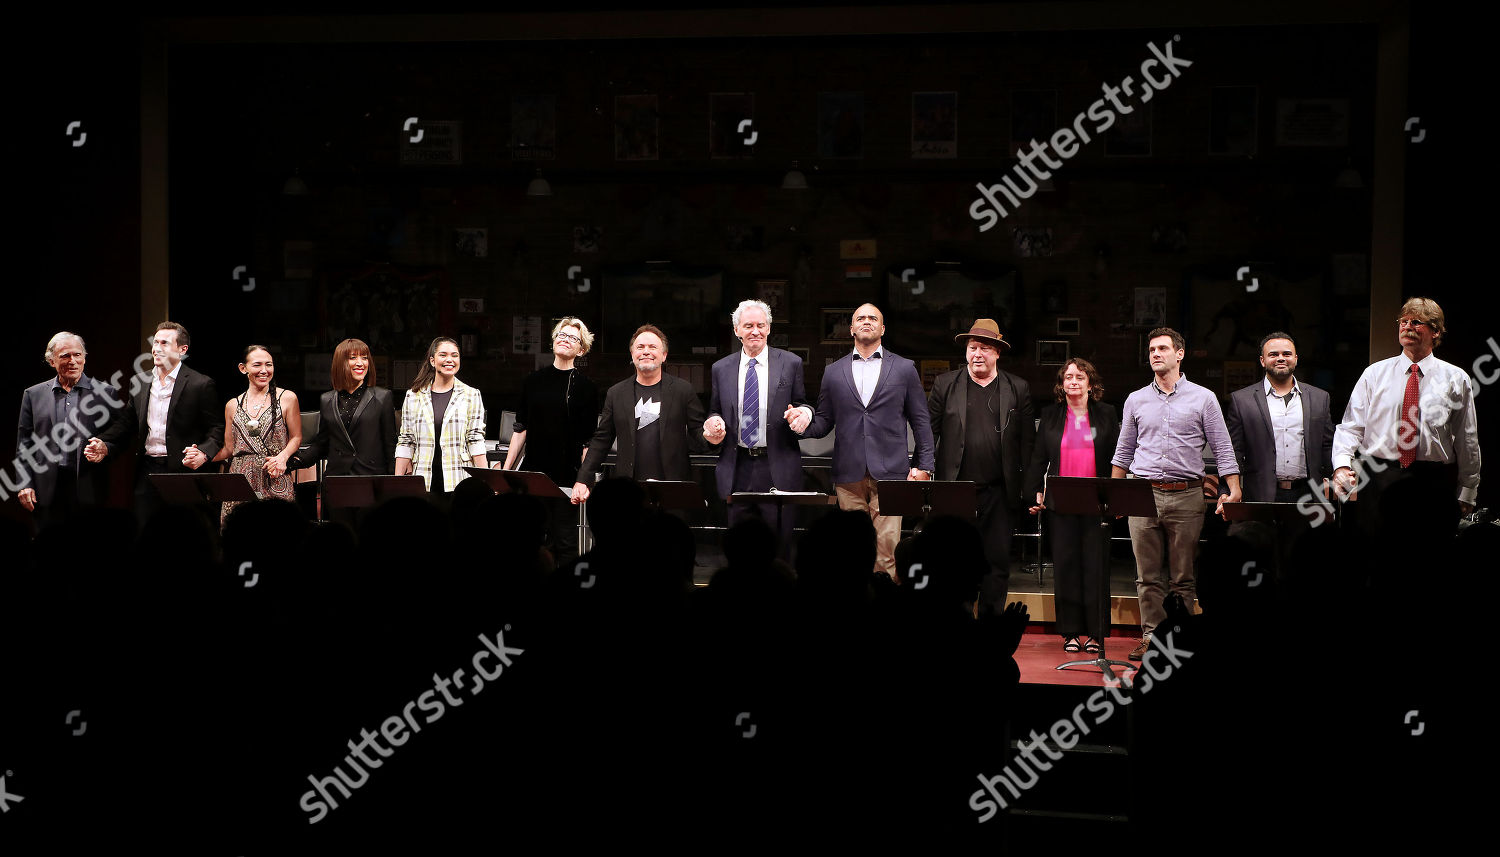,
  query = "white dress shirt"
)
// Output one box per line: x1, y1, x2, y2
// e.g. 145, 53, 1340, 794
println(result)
1264, 377, 1306, 480
736, 348, 770, 448
850, 346, 884, 406
144, 362, 182, 457
1333, 352, 1481, 503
